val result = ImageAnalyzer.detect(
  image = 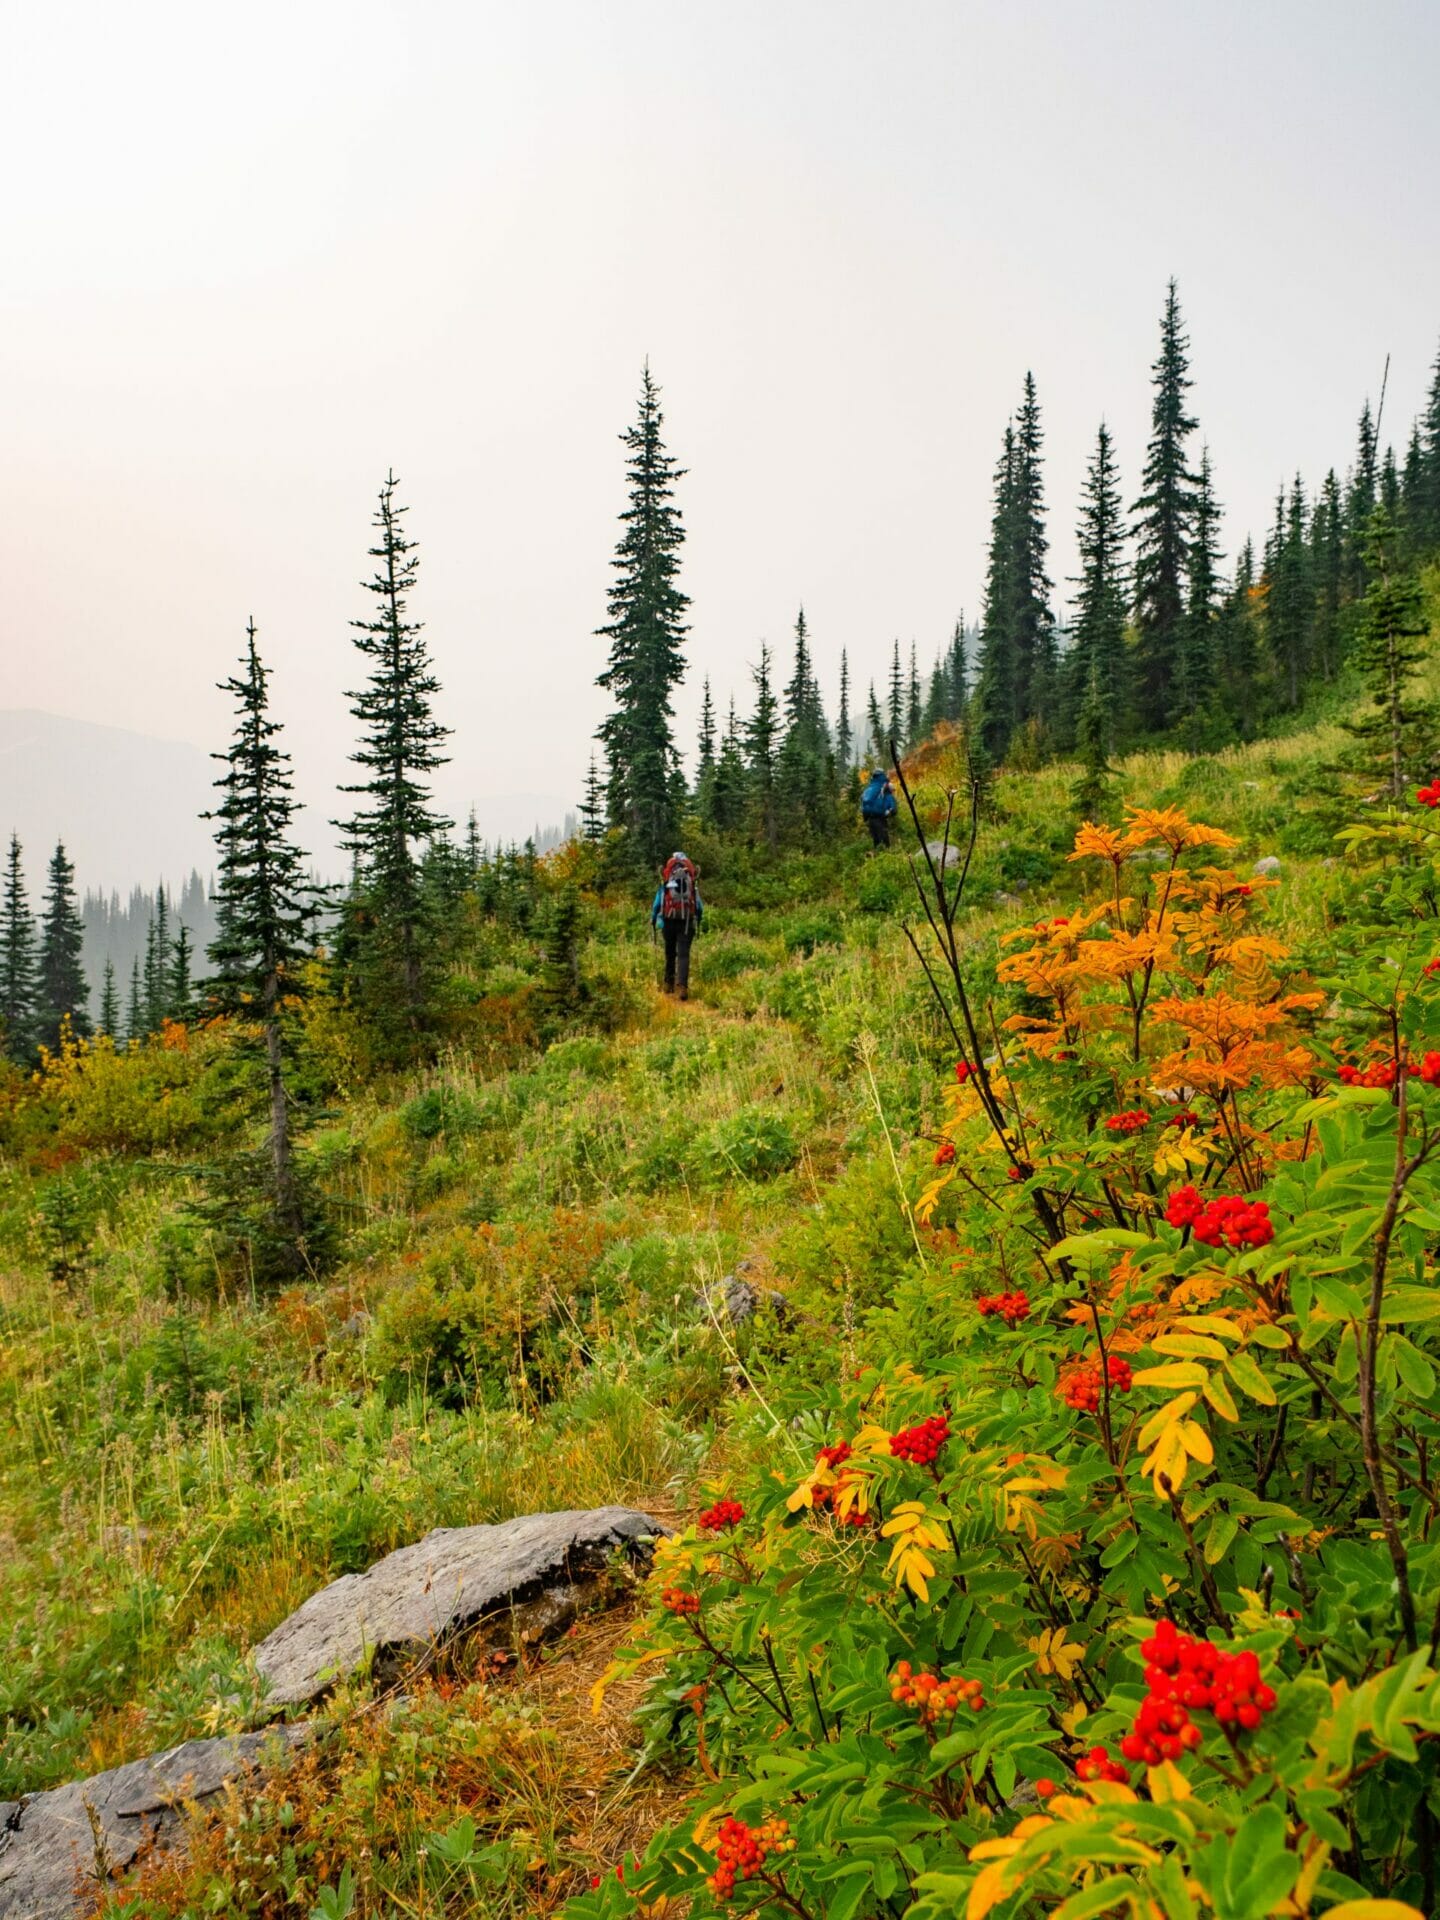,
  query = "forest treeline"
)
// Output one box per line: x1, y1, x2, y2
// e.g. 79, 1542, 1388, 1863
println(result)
1, 280, 1439, 1273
